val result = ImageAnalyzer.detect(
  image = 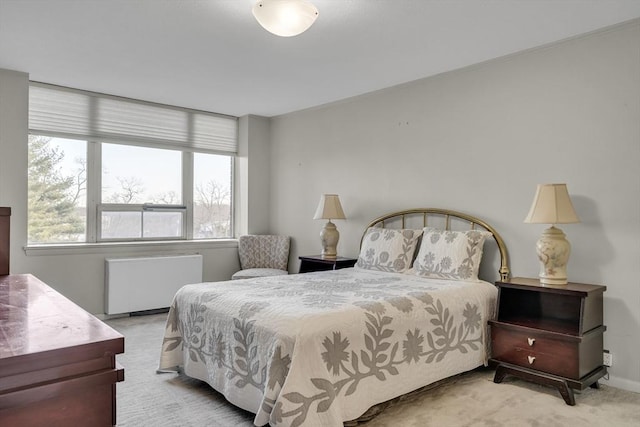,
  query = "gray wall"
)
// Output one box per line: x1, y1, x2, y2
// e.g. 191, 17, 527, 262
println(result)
268, 21, 640, 392
237, 115, 272, 235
